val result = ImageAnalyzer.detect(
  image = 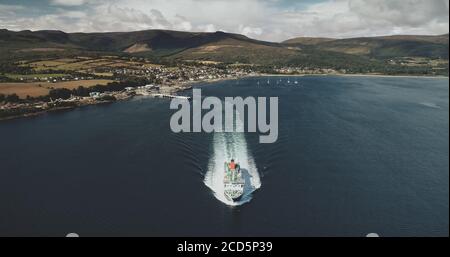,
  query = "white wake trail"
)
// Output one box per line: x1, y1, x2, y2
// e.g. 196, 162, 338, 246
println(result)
204, 132, 261, 206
